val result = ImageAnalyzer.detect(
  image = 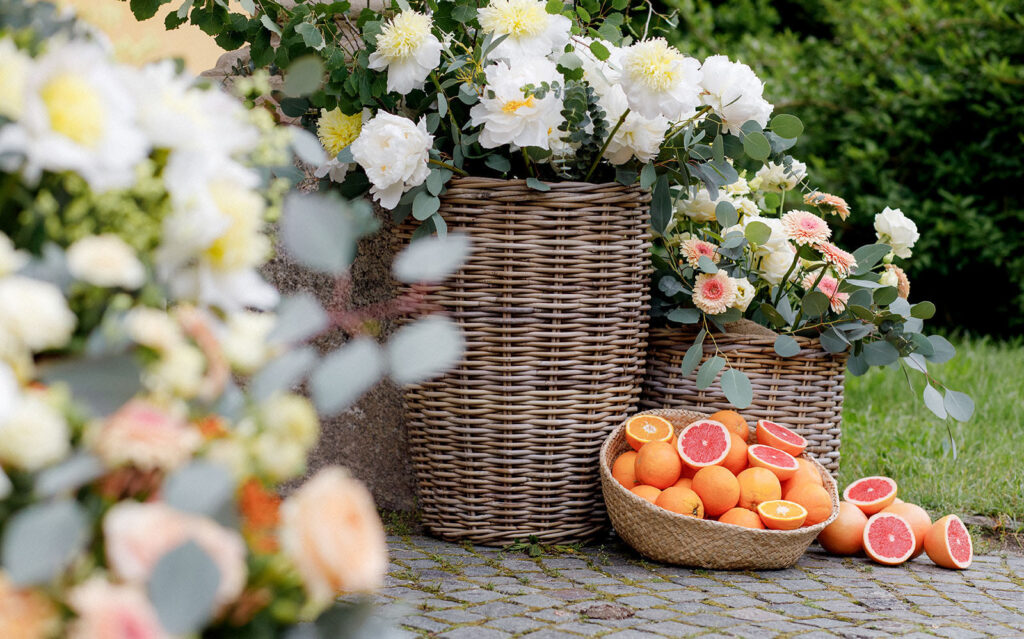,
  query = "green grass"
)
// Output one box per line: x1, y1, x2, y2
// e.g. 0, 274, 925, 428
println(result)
841, 338, 1024, 520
